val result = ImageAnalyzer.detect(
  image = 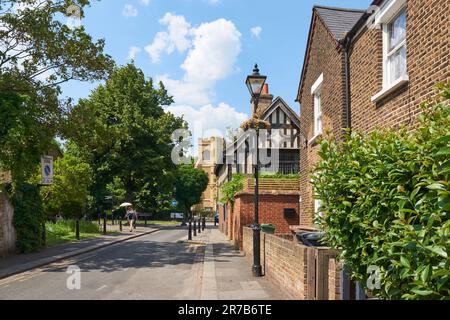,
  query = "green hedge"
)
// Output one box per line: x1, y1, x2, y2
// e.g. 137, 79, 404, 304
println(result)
12, 184, 45, 253
313, 82, 450, 300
